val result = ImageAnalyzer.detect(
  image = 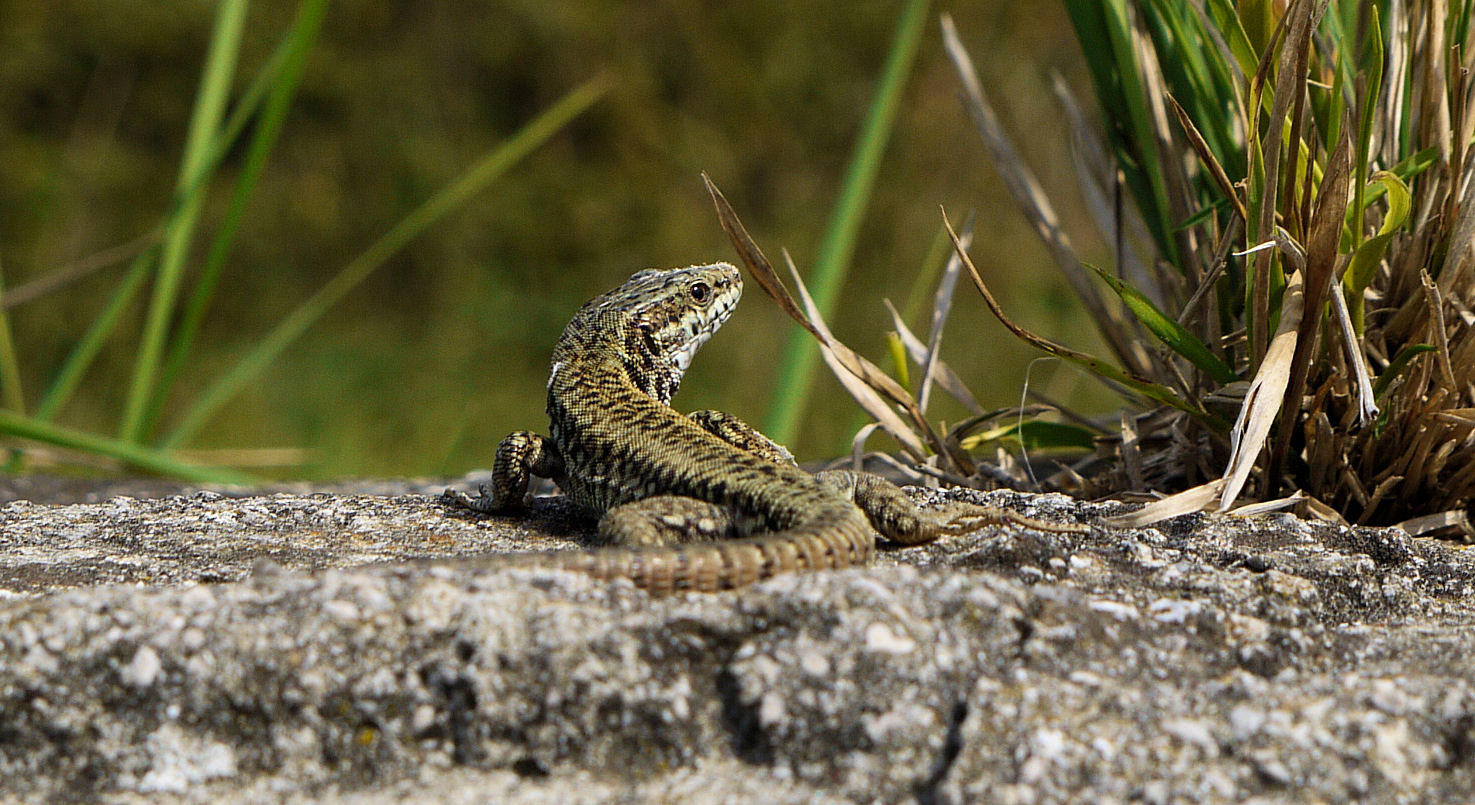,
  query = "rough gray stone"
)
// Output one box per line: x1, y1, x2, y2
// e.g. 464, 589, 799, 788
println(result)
0, 479, 1472, 803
